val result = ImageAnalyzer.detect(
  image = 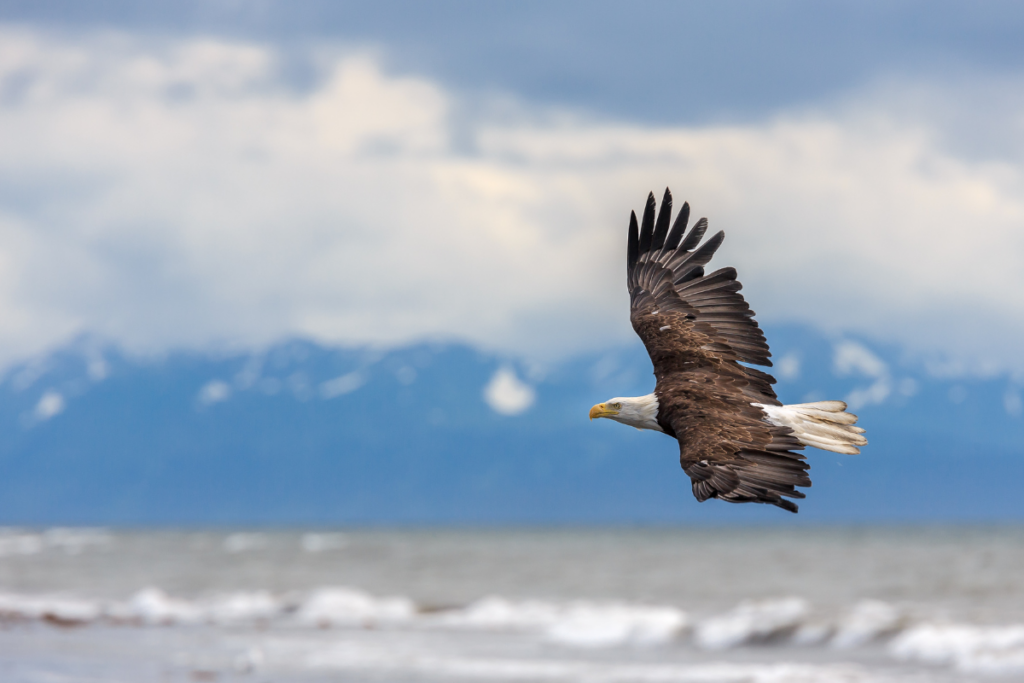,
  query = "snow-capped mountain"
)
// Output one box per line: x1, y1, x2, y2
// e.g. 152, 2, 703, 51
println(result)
1, 325, 1021, 524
